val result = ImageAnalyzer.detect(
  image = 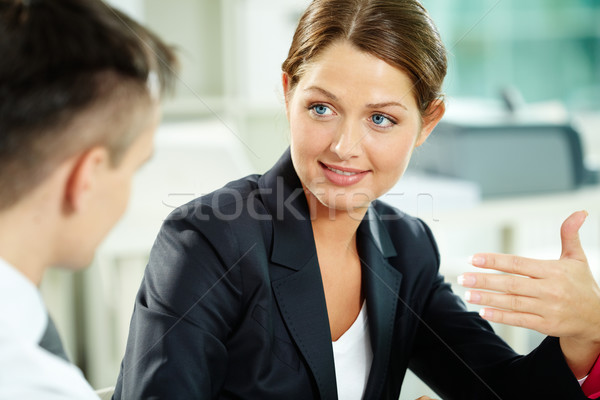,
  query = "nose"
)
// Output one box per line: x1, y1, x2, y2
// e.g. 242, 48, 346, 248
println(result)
330, 118, 364, 161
